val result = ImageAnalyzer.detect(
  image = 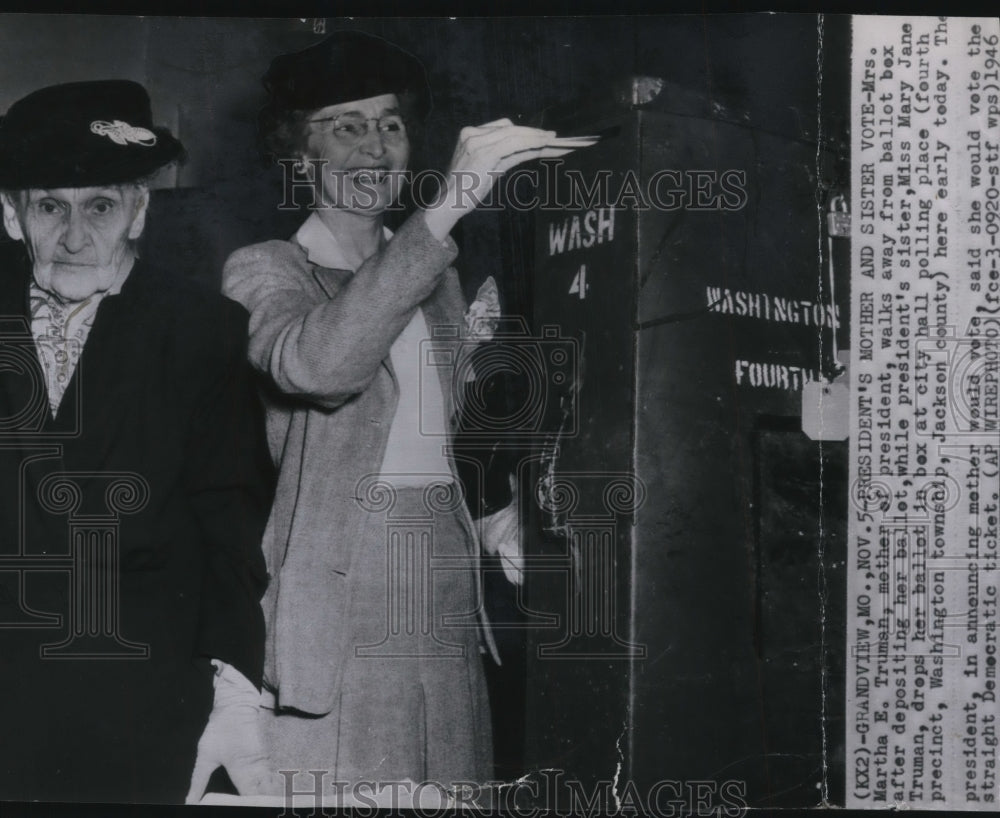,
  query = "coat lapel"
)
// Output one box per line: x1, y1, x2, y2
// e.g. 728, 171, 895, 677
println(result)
310, 263, 401, 391
58, 262, 160, 464
310, 266, 352, 299
308, 253, 469, 438
0, 250, 52, 436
